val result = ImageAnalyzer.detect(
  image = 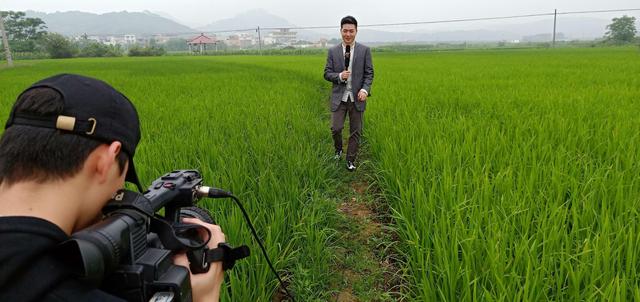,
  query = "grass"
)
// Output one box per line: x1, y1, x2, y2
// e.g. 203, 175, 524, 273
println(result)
1, 47, 639, 301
